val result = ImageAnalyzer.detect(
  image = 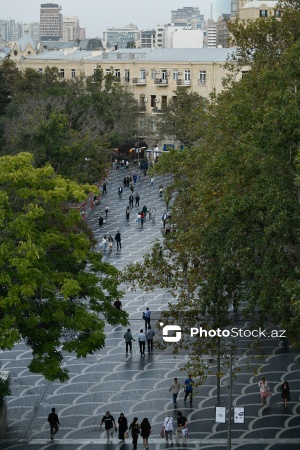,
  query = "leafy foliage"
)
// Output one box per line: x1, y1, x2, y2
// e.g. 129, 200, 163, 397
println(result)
0, 62, 139, 183
123, 3, 300, 380
0, 153, 127, 381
